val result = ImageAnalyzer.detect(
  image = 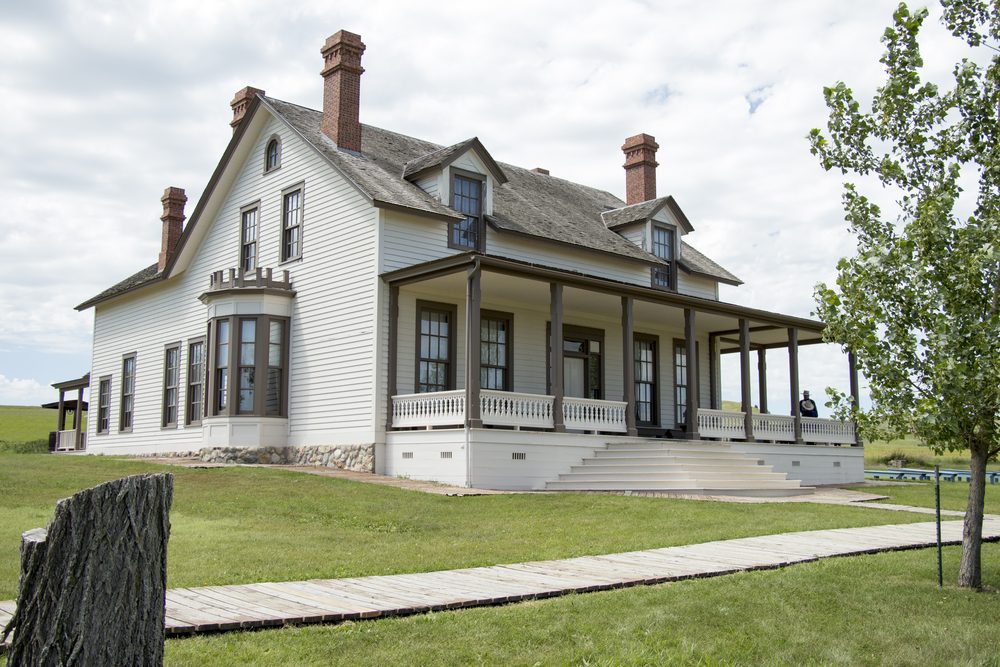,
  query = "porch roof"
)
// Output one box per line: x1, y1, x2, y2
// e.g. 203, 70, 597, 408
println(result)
381, 253, 826, 343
